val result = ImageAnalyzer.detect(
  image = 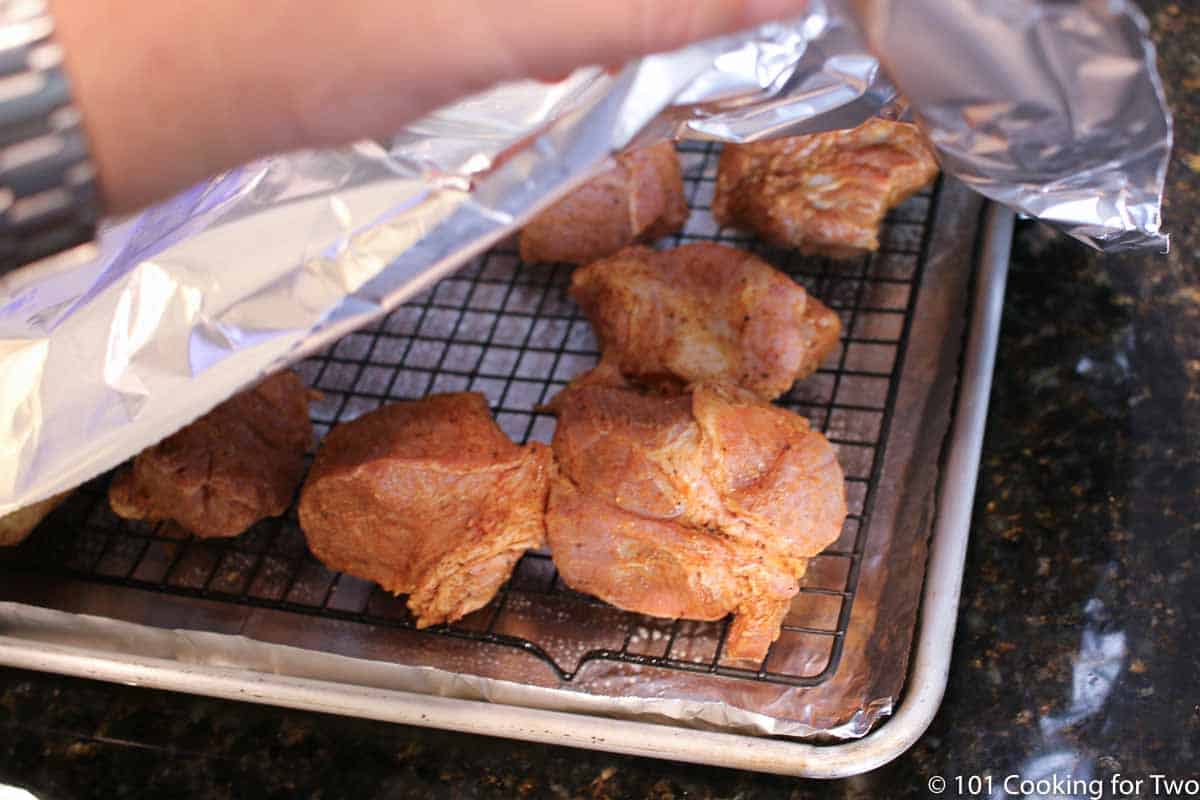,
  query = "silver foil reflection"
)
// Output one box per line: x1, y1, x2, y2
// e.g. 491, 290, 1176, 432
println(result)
853, 0, 1172, 252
